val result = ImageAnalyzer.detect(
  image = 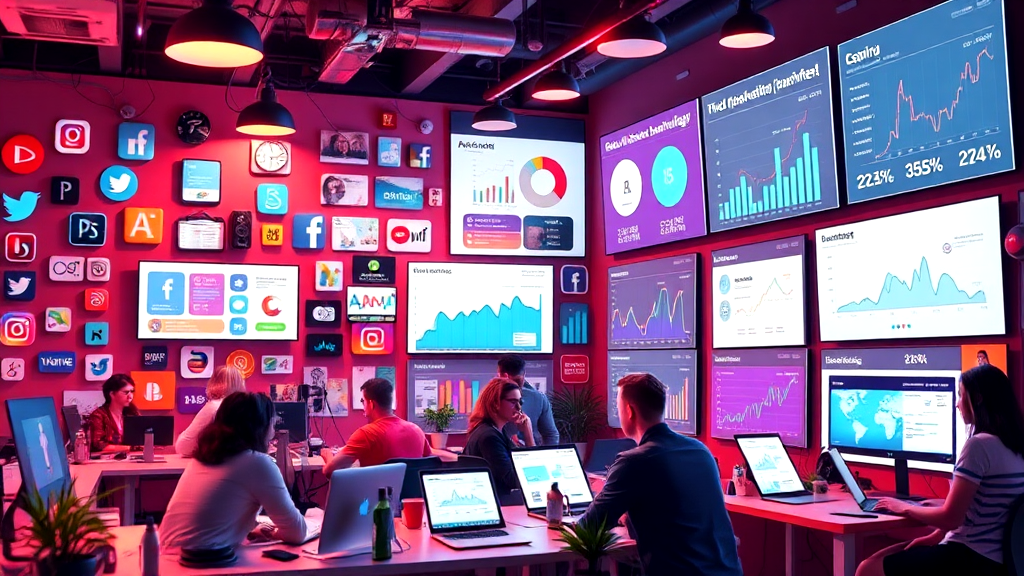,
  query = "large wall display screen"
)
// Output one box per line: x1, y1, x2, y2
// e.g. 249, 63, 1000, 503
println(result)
701, 47, 840, 232
407, 263, 553, 354
839, 0, 1014, 203
599, 99, 707, 254
608, 254, 697, 350
608, 350, 698, 435
449, 112, 585, 257
815, 196, 1004, 342
138, 261, 299, 340
711, 236, 805, 348
711, 348, 808, 447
